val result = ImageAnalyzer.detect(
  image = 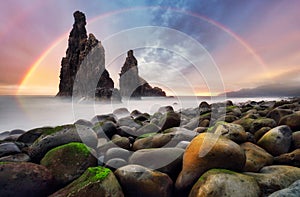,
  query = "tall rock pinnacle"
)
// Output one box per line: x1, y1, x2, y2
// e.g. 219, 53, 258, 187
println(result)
57, 11, 119, 101
119, 50, 166, 98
